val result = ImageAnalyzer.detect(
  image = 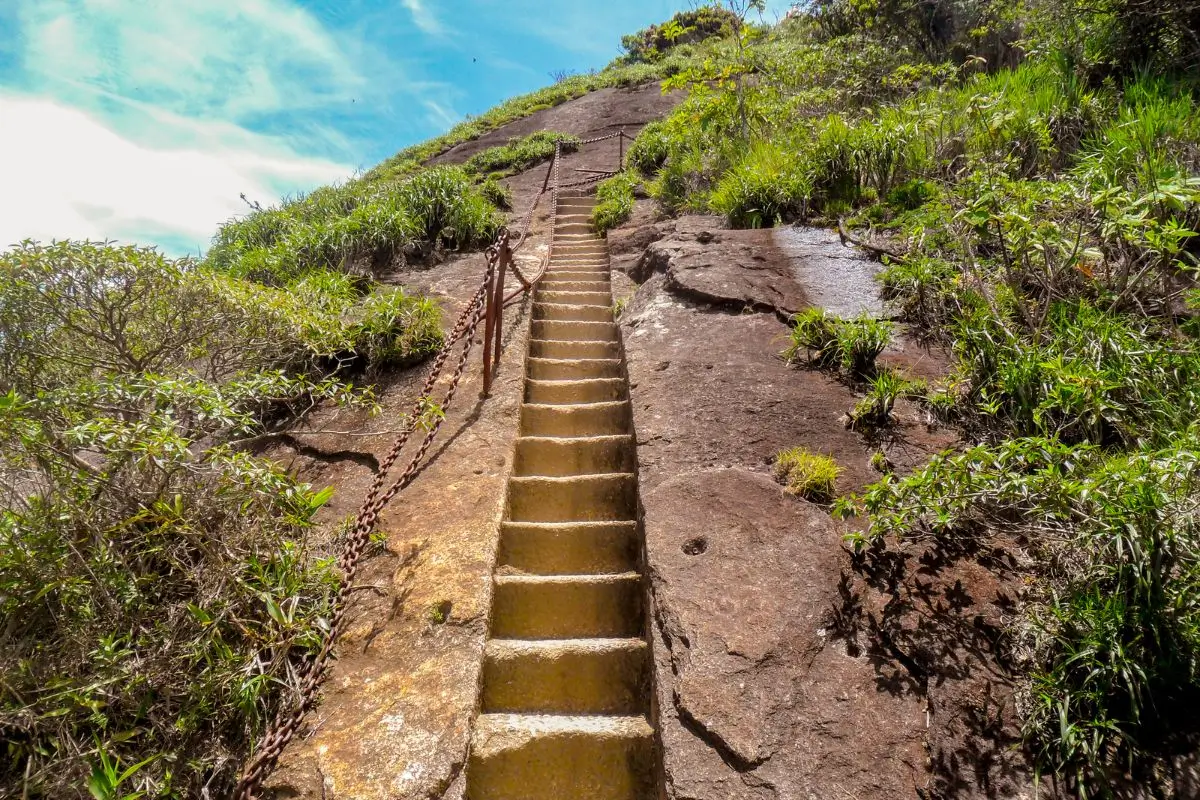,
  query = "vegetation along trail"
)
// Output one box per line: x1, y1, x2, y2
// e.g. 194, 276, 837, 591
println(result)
6, 1, 1200, 798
